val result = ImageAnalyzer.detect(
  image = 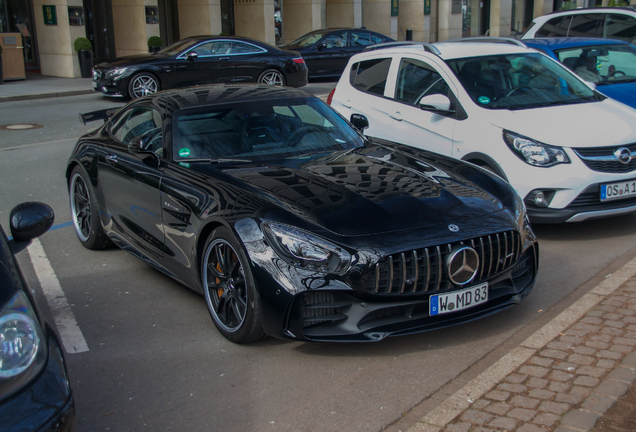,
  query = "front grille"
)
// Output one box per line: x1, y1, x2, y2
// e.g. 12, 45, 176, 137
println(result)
365, 231, 521, 295
569, 184, 636, 208
573, 144, 636, 174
